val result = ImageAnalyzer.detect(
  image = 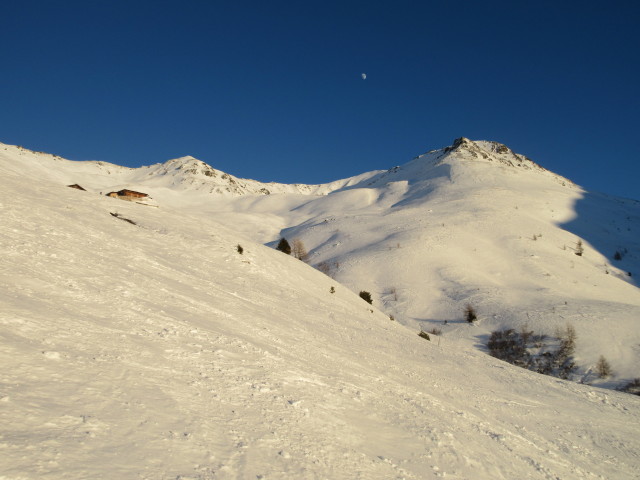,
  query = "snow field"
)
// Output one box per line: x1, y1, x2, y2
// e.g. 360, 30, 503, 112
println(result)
1, 139, 640, 478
